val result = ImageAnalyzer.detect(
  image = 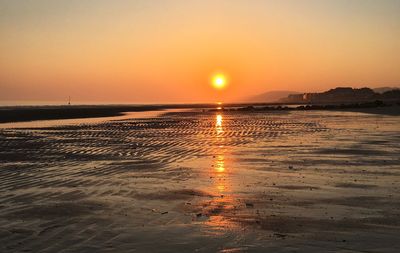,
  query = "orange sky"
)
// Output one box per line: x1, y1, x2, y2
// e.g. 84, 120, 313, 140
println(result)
1, 0, 399, 104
